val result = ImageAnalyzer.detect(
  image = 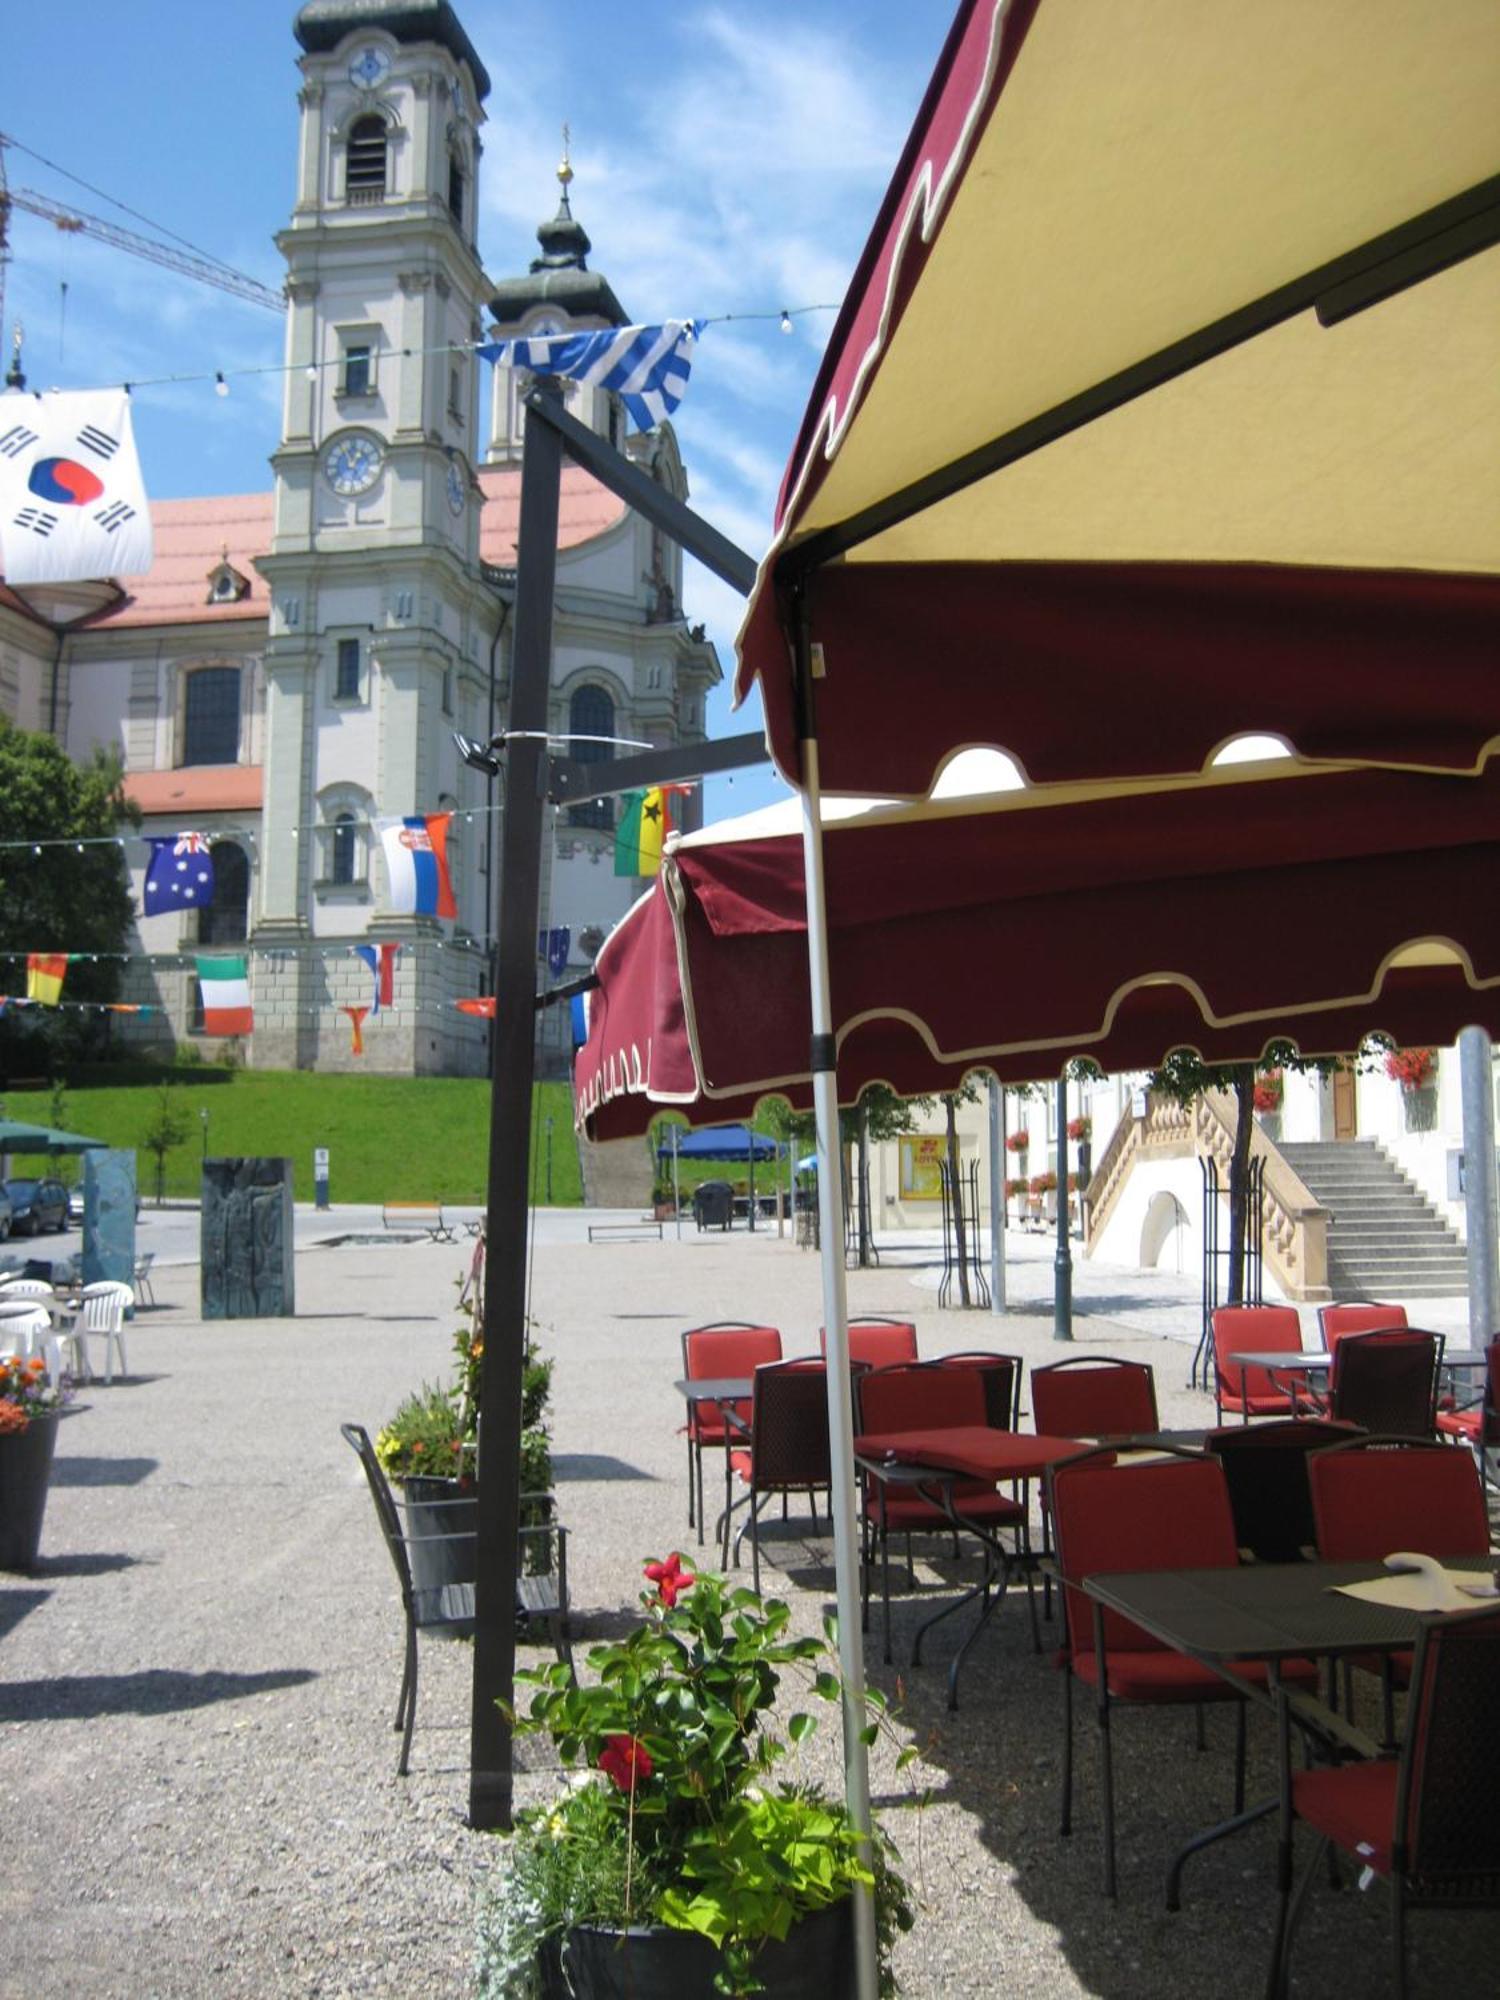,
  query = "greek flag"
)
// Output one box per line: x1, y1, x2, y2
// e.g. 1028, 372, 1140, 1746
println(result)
478, 321, 700, 430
